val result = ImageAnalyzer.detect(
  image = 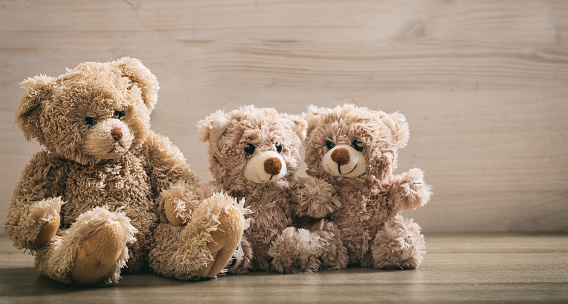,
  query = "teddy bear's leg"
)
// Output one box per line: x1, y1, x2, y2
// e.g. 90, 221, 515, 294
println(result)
149, 193, 246, 280
226, 236, 253, 274
270, 219, 348, 272
268, 227, 321, 273
197, 202, 246, 277
310, 219, 348, 270
34, 207, 137, 285
371, 214, 425, 269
